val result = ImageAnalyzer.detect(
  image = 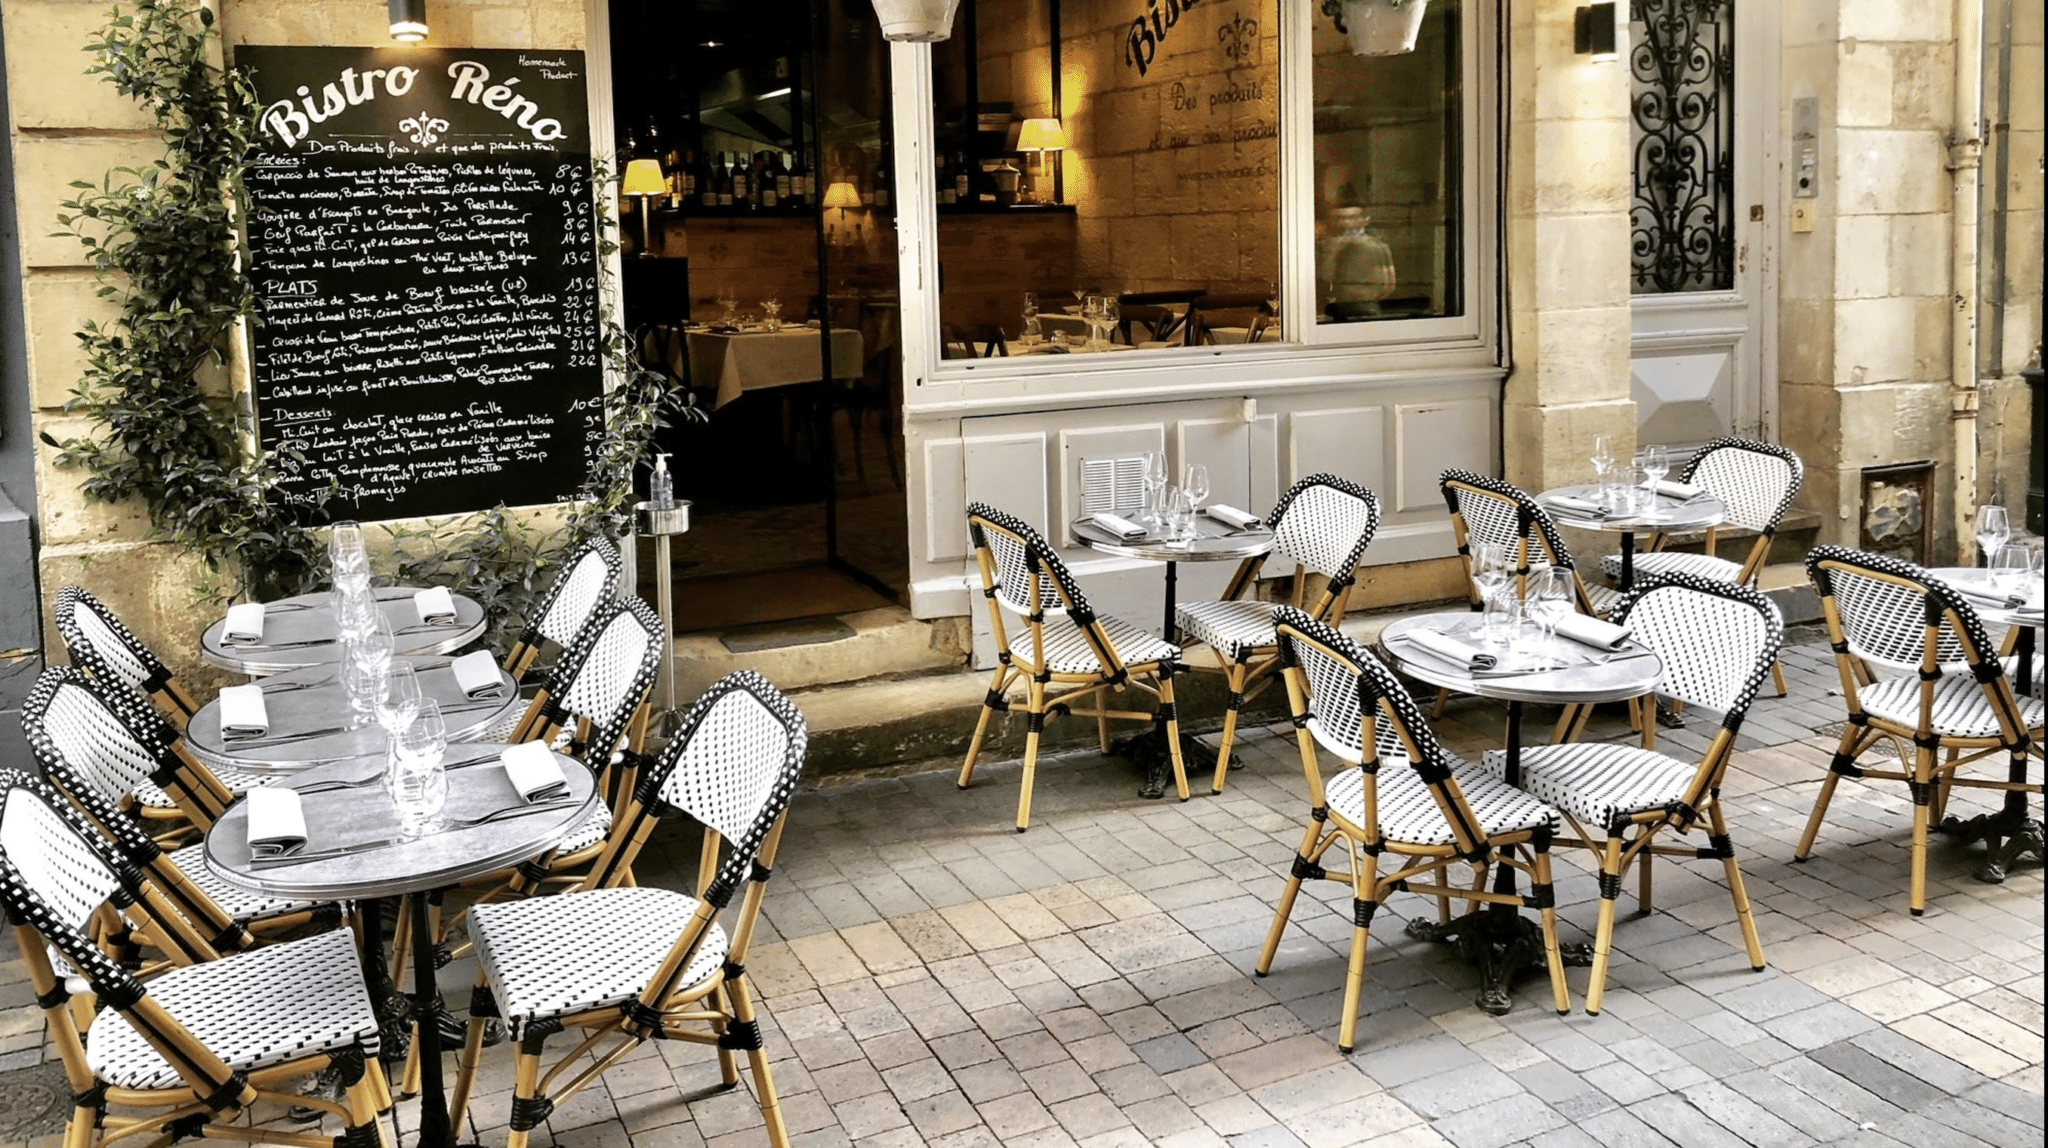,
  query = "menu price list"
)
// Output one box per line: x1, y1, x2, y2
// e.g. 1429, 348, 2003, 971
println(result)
240, 46, 603, 522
